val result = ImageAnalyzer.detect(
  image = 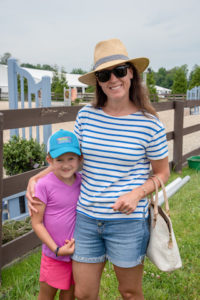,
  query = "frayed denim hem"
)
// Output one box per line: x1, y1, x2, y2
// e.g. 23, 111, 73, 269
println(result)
72, 254, 106, 263
108, 254, 146, 268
